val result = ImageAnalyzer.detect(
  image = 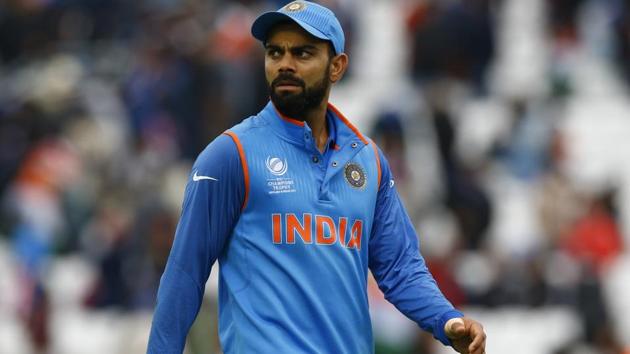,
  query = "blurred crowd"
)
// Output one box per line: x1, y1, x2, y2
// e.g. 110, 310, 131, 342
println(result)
0, 0, 629, 353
